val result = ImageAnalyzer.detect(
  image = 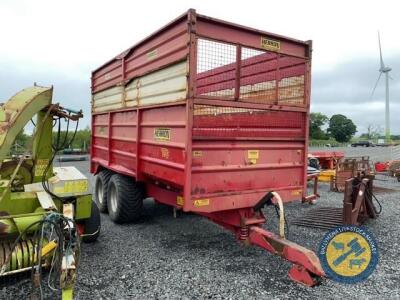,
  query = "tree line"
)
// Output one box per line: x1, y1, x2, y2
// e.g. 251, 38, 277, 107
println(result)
310, 113, 400, 143
309, 113, 357, 143
13, 127, 91, 154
